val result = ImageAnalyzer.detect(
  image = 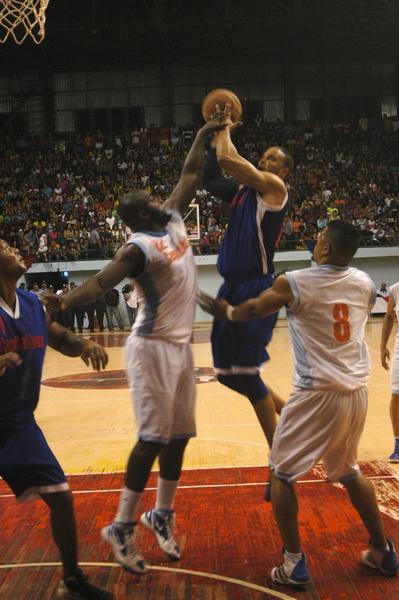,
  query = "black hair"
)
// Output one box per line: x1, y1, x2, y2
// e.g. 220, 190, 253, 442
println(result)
118, 190, 150, 227
325, 220, 361, 261
275, 146, 294, 173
